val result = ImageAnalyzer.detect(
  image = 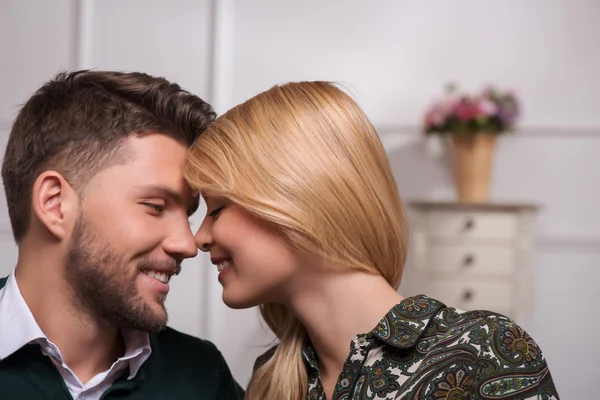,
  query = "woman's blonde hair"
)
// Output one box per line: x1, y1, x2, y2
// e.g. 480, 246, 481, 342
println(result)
185, 81, 408, 400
